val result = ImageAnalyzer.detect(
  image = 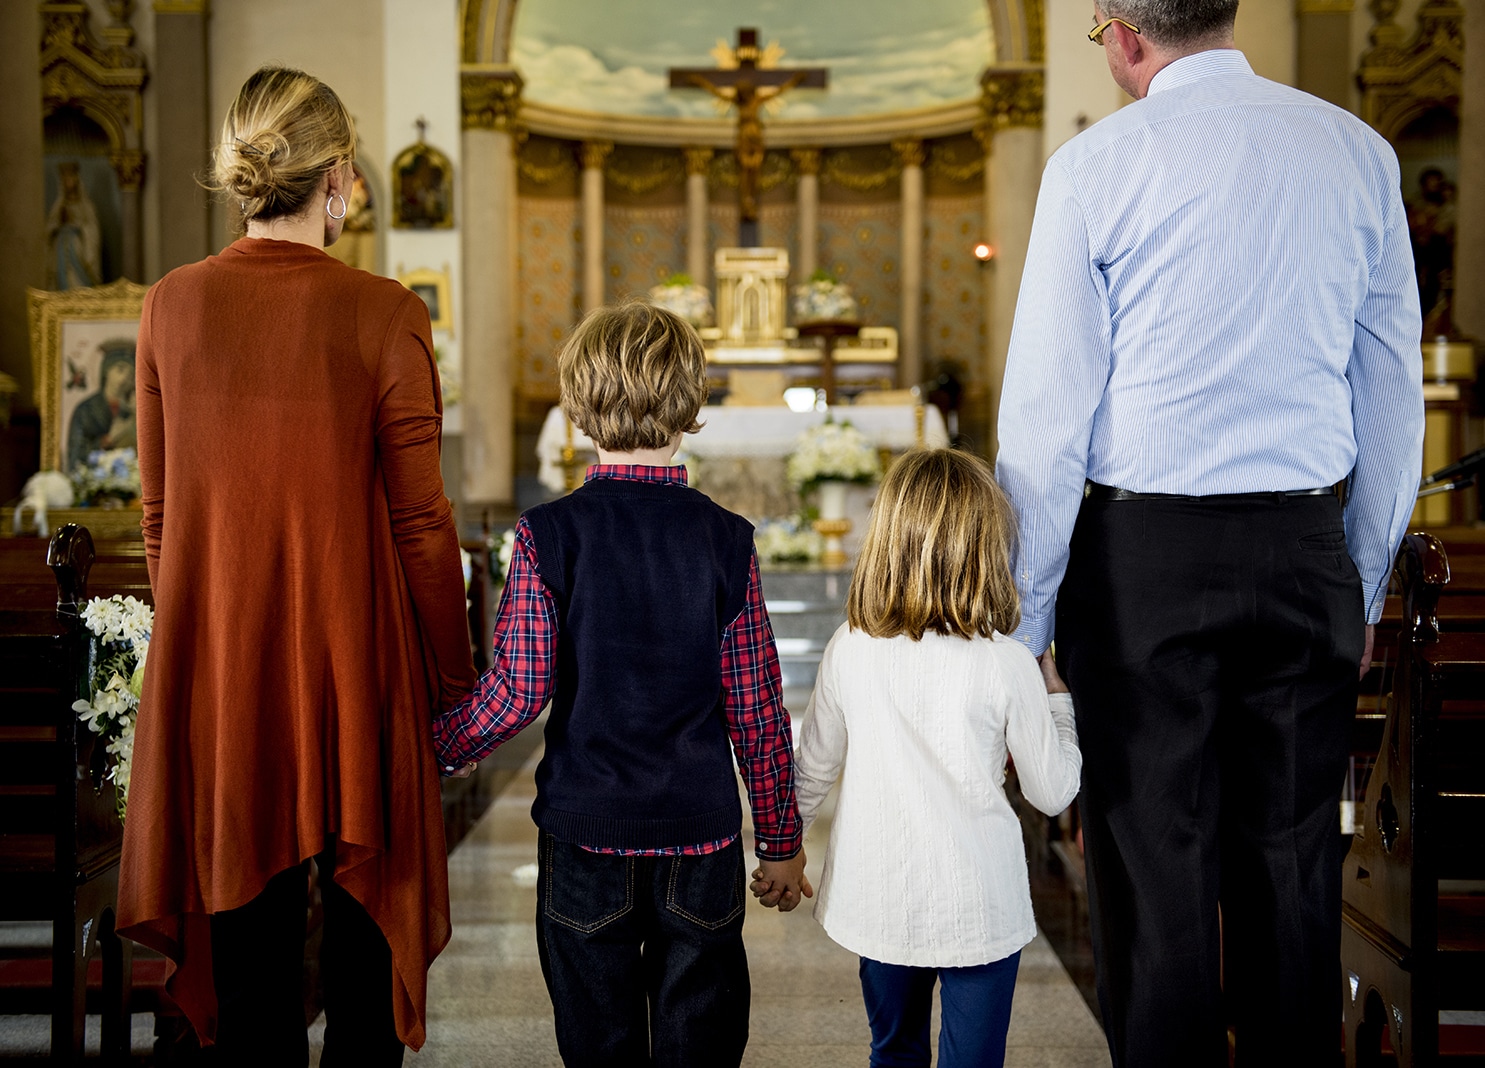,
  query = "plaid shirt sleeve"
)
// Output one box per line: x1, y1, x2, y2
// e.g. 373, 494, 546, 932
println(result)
722, 548, 804, 860
432, 517, 556, 770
